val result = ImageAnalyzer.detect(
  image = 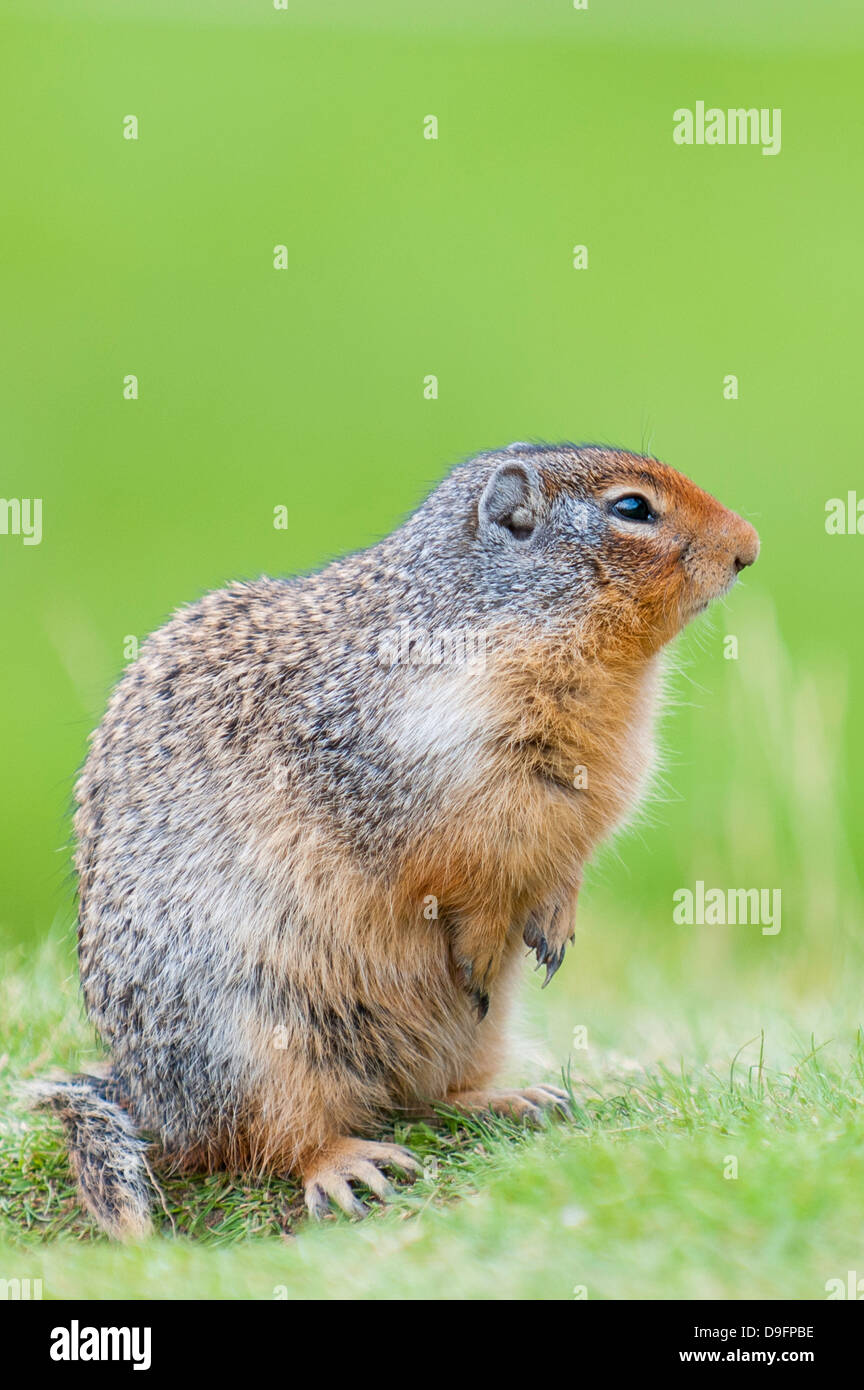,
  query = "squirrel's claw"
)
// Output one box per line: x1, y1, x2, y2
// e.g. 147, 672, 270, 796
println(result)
306, 1178, 367, 1221
303, 1139, 422, 1220
541, 949, 565, 989
523, 894, 578, 985
522, 917, 546, 953
452, 949, 496, 1019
